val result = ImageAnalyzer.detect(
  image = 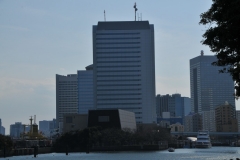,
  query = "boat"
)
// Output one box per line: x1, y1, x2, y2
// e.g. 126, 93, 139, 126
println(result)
168, 147, 175, 152
195, 130, 212, 148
